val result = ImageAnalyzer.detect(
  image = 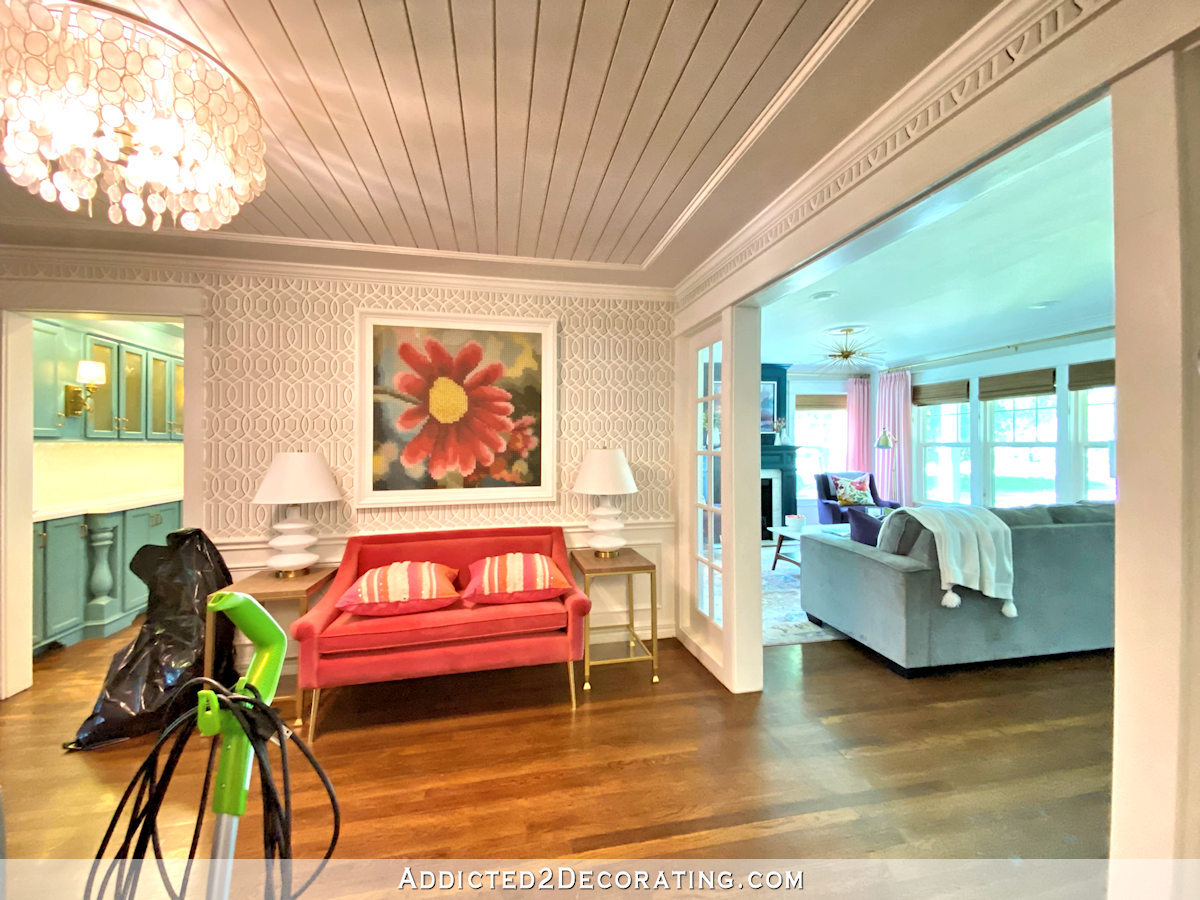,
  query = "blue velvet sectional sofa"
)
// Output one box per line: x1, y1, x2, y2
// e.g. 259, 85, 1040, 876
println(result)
799, 502, 1115, 673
